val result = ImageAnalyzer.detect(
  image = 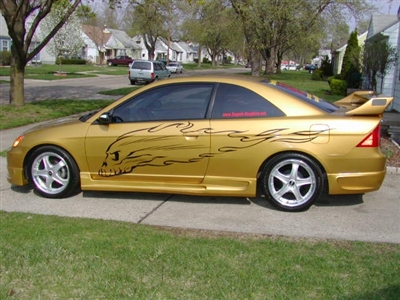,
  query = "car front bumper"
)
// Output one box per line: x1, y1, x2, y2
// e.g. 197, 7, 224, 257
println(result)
7, 147, 29, 186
